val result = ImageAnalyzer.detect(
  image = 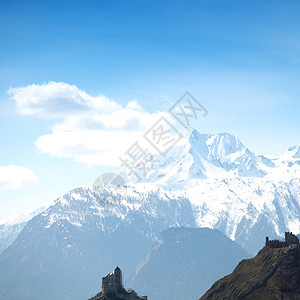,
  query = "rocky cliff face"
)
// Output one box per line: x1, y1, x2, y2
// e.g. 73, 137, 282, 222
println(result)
200, 244, 300, 300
